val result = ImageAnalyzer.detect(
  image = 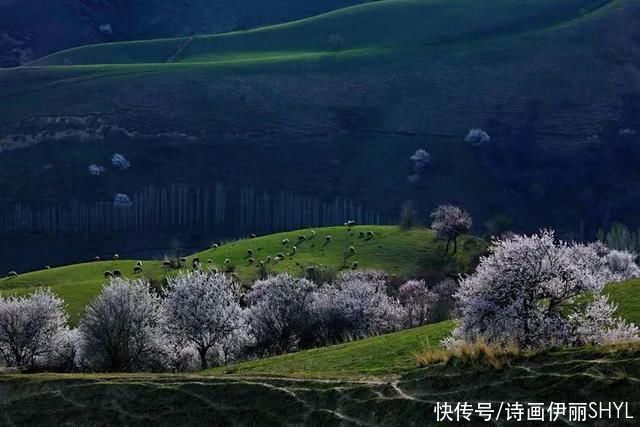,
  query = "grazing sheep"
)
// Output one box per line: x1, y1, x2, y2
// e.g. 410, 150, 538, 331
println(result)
211, 244, 219, 249
276, 253, 285, 259
266, 256, 272, 263
298, 235, 306, 241
136, 260, 143, 267
113, 254, 120, 260
94, 256, 101, 261
104, 271, 114, 278
310, 230, 316, 238
366, 231, 375, 240
113, 270, 122, 277
274, 257, 281, 264
345, 220, 357, 227
45, 265, 51, 270
248, 258, 255, 264
247, 249, 254, 257
224, 259, 231, 265
291, 246, 297, 255
325, 235, 332, 243
163, 260, 172, 267
352, 262, 359, 270
207, 259, 213, 264
349, 246, 356, 254
282, 239, 289, 246
359, 231, 365, 238
250, 233, 257, 238
134, 266, 143, 274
